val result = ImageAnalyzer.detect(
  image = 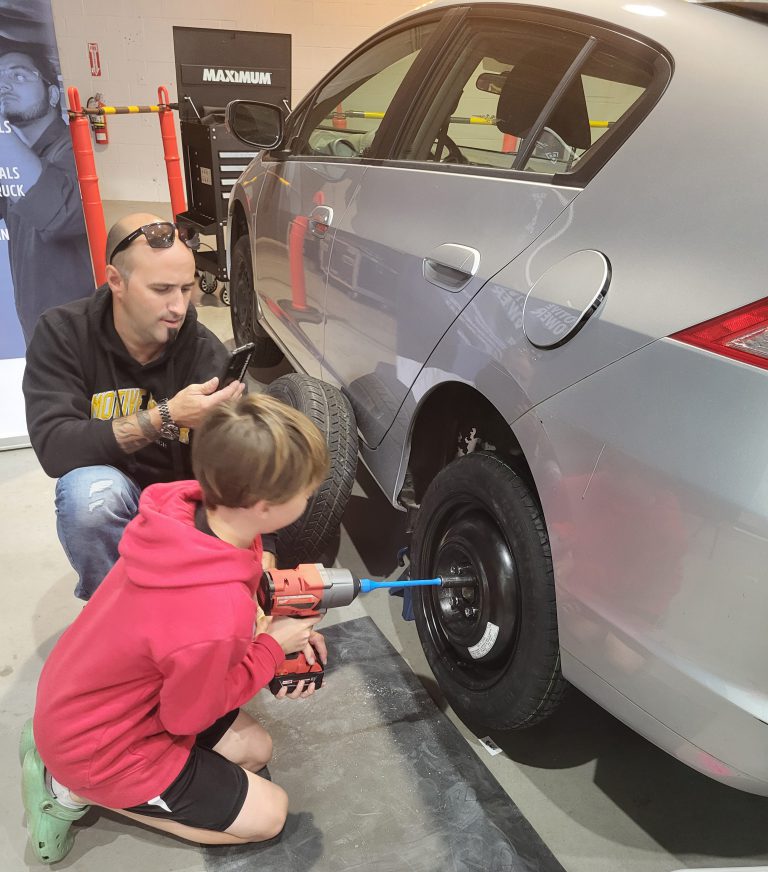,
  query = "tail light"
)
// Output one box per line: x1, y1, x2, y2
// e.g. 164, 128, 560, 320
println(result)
671, 298, 768, 370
